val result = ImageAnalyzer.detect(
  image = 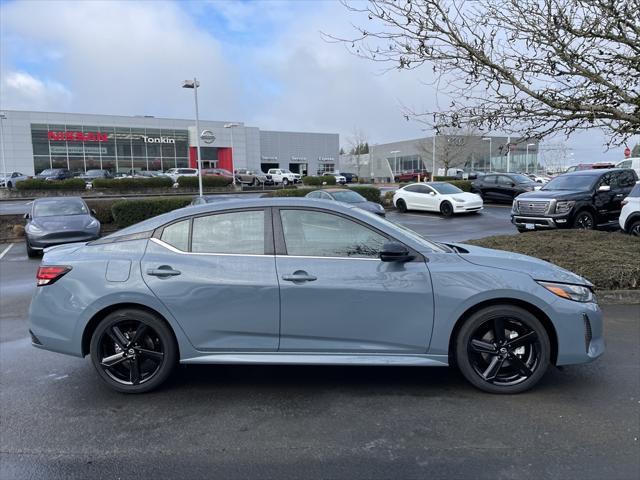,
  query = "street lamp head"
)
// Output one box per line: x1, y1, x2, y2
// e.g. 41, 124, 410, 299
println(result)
390, 150, 400, 154
182, 79, 200, 89
224, 123, 241, 128
482, 137, 491, 141
527, 143, 536, 147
